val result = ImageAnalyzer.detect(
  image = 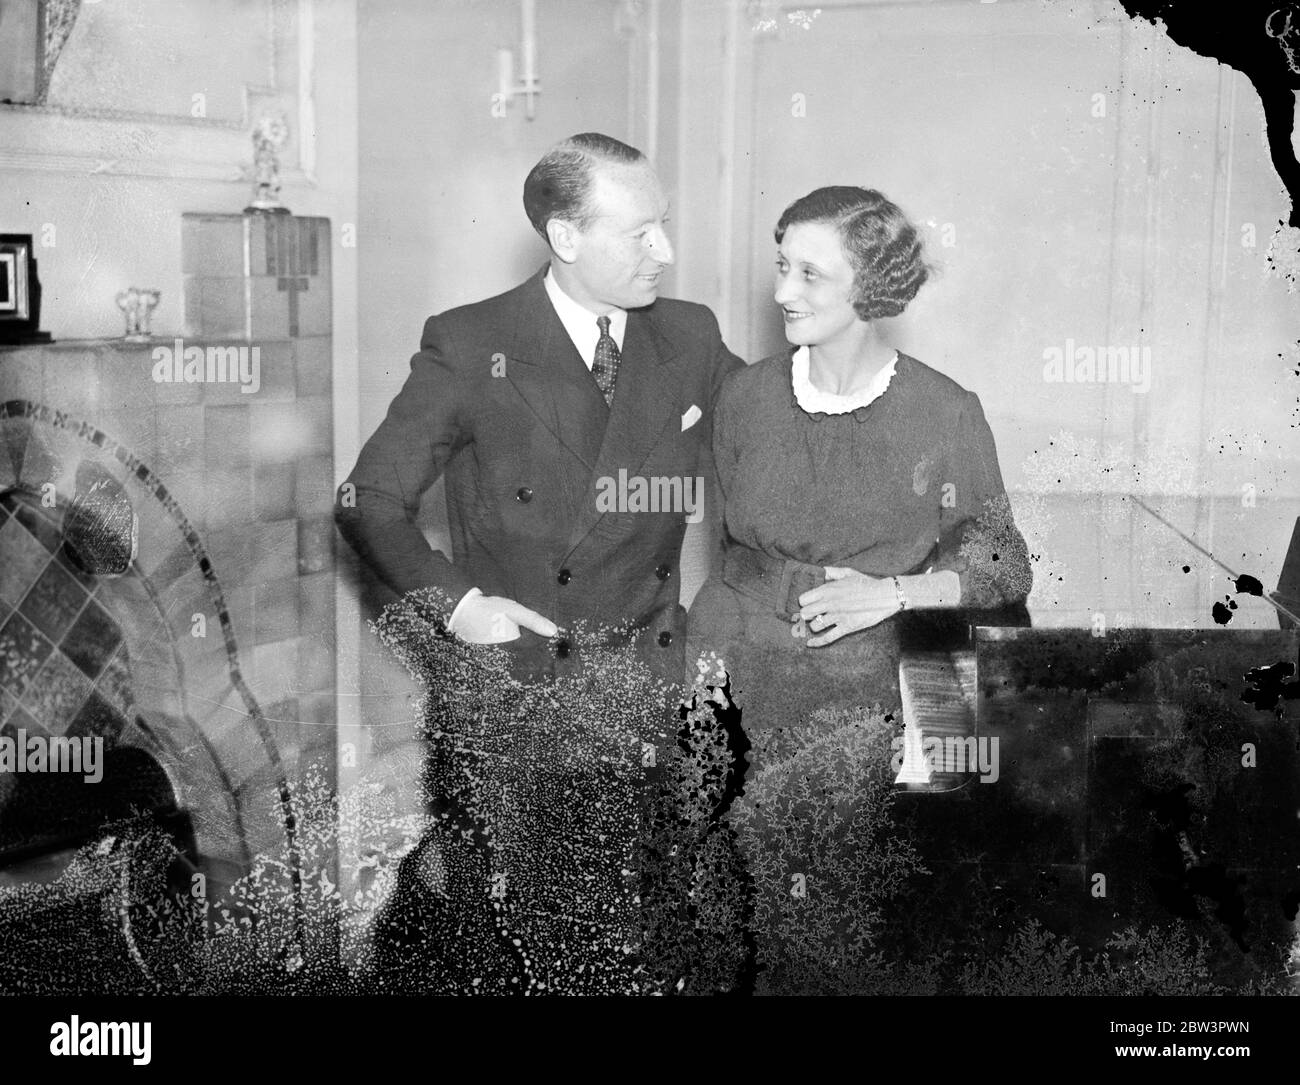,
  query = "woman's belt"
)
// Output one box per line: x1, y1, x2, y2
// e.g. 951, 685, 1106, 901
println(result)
720, 545, 828, 621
